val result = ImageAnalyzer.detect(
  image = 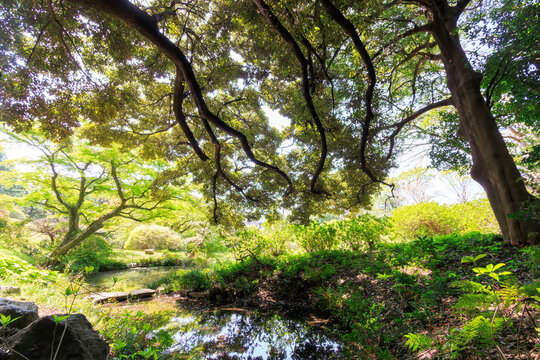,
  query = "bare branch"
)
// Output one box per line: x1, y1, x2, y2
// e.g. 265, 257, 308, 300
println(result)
373, 23, 435, 59
321, 0, 381, 184
201, 117, 260, 203
381, 97, 454, 160
27, 20, 51, 64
